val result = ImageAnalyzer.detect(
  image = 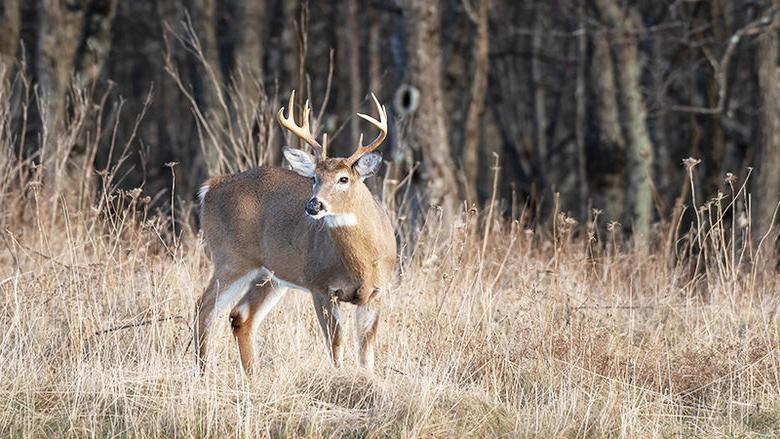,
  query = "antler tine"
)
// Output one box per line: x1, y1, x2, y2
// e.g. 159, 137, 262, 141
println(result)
345, 93, 388, 166
277, 90, 324, 159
